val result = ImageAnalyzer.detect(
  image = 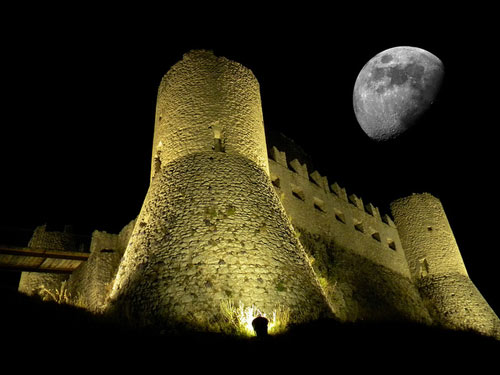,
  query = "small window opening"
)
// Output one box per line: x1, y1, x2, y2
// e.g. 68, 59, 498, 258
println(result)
354, 221, 364, 233
100, 249, 115, 254
334, 210, 346, 224
271, 175, 281, 189
211, 123, 225, 152
292, 190, 305, 201
313, 198, 325, 213
154, 155, 162, 175
291, 185, 305, 201
371, 232, 381, 242
388, 239, 397, 251
213, 138, 225, 152
419, 258, 429, 278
